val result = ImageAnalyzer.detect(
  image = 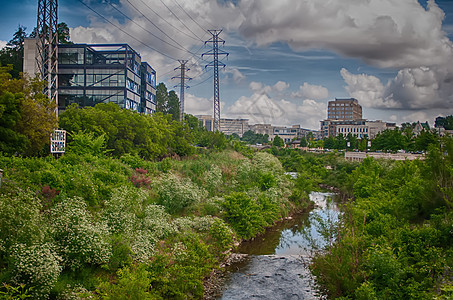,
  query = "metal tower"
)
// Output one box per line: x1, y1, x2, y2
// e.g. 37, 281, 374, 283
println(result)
172, 60, 191, 122
202, 30, 228, 132
37, 0, 58, 112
